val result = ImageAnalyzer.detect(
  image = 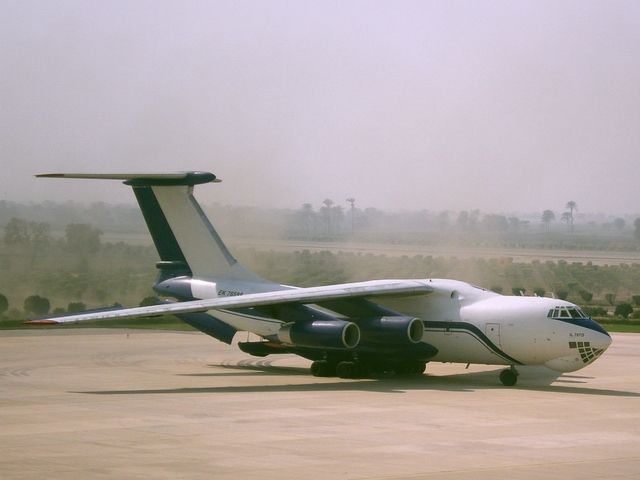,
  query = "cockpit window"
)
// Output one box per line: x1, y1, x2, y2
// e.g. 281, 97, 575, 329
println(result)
548, 306, 589, 320
569, 308, 583, 319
